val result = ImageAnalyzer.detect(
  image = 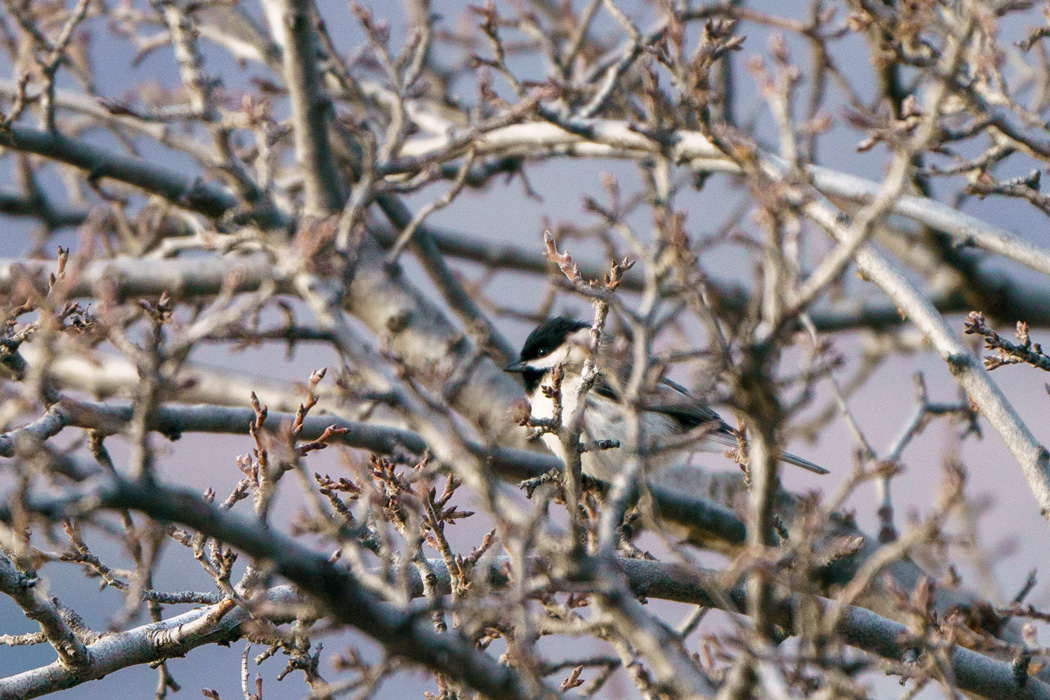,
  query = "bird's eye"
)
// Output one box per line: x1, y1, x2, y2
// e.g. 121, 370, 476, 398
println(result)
537, 349, 547, 357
